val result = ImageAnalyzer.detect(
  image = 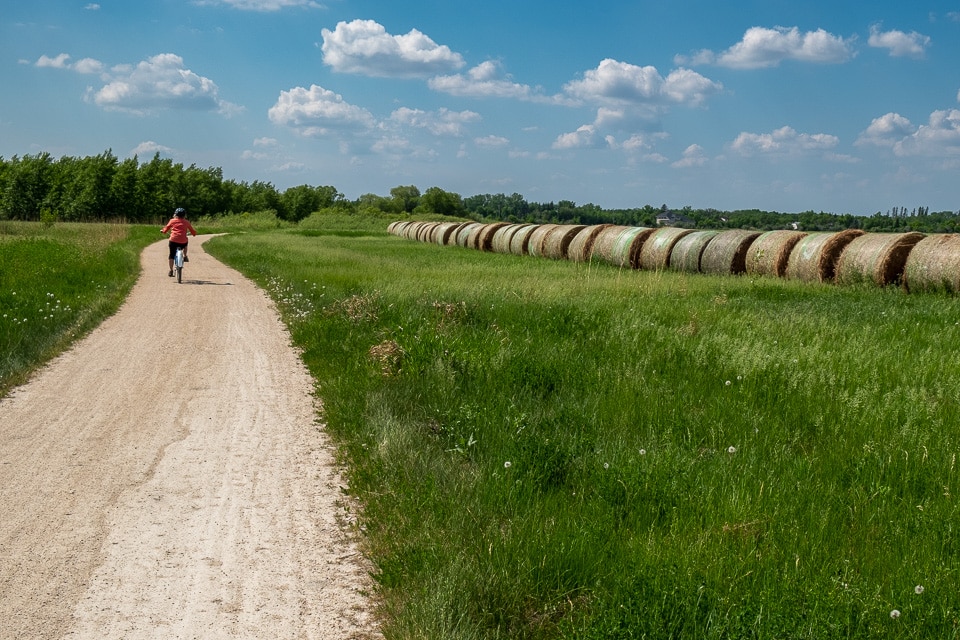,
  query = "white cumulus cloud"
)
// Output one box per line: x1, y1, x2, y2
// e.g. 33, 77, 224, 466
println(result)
682, 26, 855, 69
862, 109, 960, 156
428, 61, 563, 103
193, 0, 322, 10
731, 125, 839, 155
563, 59, 721, 106
868, 25, 931, 58
672, 144, 708, 168
389, 107, 480, 136
321, 19, 464, 77
86, 53, 239, 115
268, 84, 376, 136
